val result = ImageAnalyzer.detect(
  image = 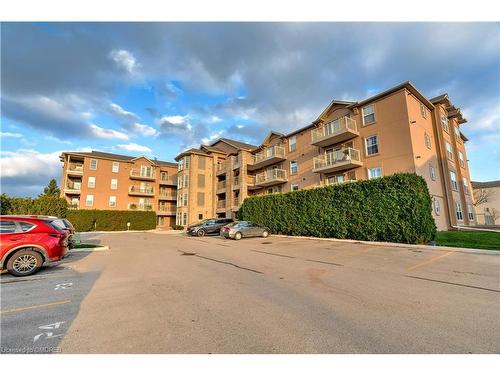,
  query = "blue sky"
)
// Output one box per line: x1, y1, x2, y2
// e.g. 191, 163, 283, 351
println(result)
1, 22, 499, 197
